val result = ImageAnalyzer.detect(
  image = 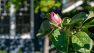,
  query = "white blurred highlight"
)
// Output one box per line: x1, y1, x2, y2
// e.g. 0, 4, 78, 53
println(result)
62, 0, 83, 13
